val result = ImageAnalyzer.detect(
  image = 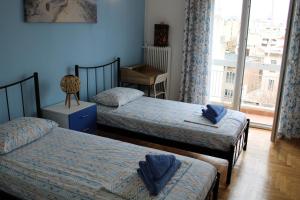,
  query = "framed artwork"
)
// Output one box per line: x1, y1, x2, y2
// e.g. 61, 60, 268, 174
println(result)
24, 0, 97, 23
154, 24, 169, 47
